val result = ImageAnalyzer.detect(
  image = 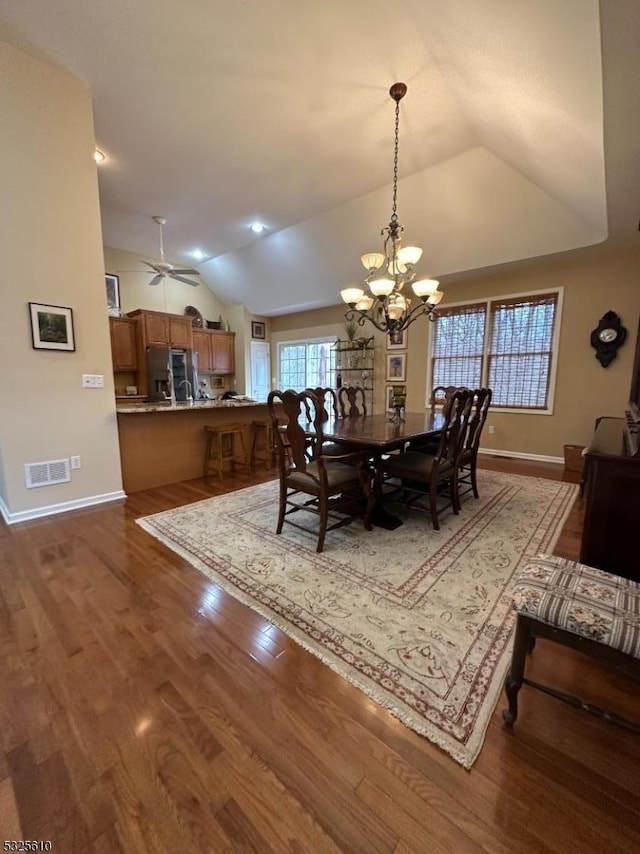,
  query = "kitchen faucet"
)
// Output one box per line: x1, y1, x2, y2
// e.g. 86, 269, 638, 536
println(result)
179, 379, 193, 403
